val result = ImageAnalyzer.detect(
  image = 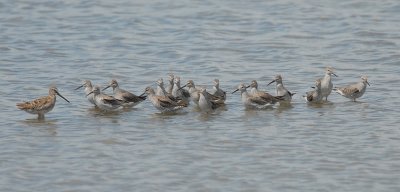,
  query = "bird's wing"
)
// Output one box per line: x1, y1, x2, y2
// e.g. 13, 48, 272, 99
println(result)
17, 96, 52, 111
102, 95, 122, 105
158, 97, 178, 108
257, 92, 277, 102
120, 91, 146, 102
182, 89, 190, 98
249, 97, 269, 105
210, 99, 225, 109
